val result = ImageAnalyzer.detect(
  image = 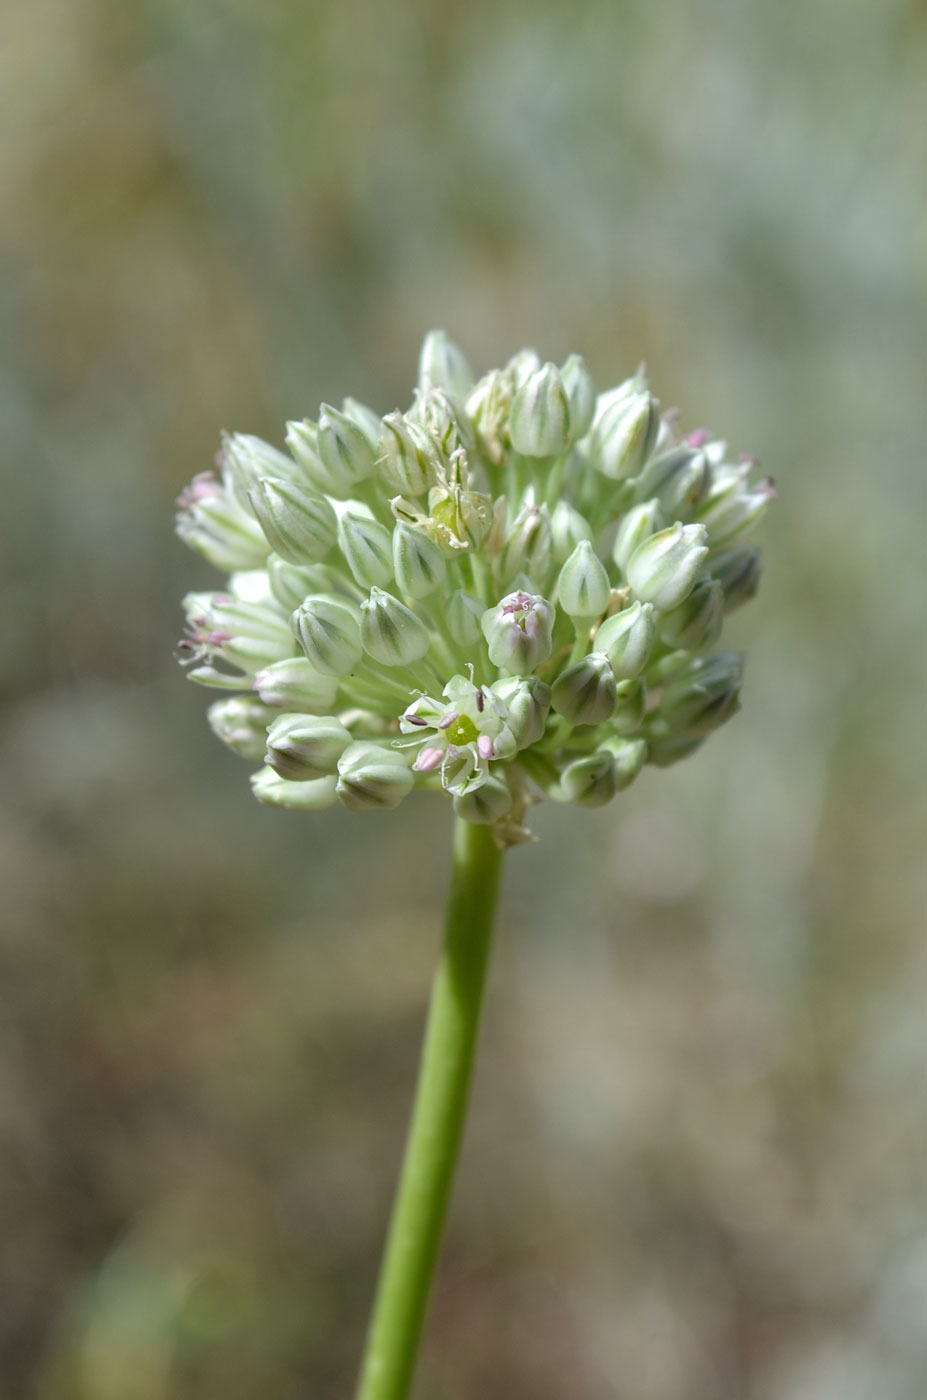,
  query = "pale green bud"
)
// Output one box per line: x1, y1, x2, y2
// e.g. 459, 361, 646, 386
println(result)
560, 354, 596, 440
507, 348, 542, 386
509, 362, 572, 457
418, 330, 474, 401
265, 713, 353, 780
599, 735, 647, 789
481, 591, 555, 673
248, 477, 337, 565
176, 472, 270, 572
285, 419, 333, 494
360, 587, 430, 666
558, 751, 617, 807
266, 555, 327, 612
501, 502, 553, 585
453, 775, 513, 825
492, 676, 551, 749
698, 476, 776, 547
292, 595, 362, 676
612, 498, 664, 573
336, 741, 414, 810
337, 509, 394, 588
208, 696, 277, 760
379, 412, 440, 496
252, 657, 339, 713
660, 652, 742, 738
612, 677, 648, 733
709, 545, 762, 612
221, 432, 299, 507
341, 396, 382, 442
392, 522, 446, 598
593, 601, 655, 679
634, 447, 710, 517
447, 590, 486, 647
589, 388, 660, 479
659, 578, 724, 651
551, 653, 617, 727
250, 769, 338, 810
550, 500, 593, 564
557, 541, 610, 619
626, 522, 708, 611
317, 402, 377, 489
